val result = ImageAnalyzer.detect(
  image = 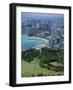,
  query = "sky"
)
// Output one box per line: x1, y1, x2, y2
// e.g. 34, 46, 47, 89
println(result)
21, 12, 64, 20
